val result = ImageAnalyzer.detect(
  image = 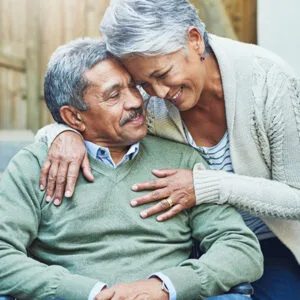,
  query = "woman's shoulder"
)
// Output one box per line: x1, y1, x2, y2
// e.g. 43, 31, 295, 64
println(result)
210, 34, 296, 79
